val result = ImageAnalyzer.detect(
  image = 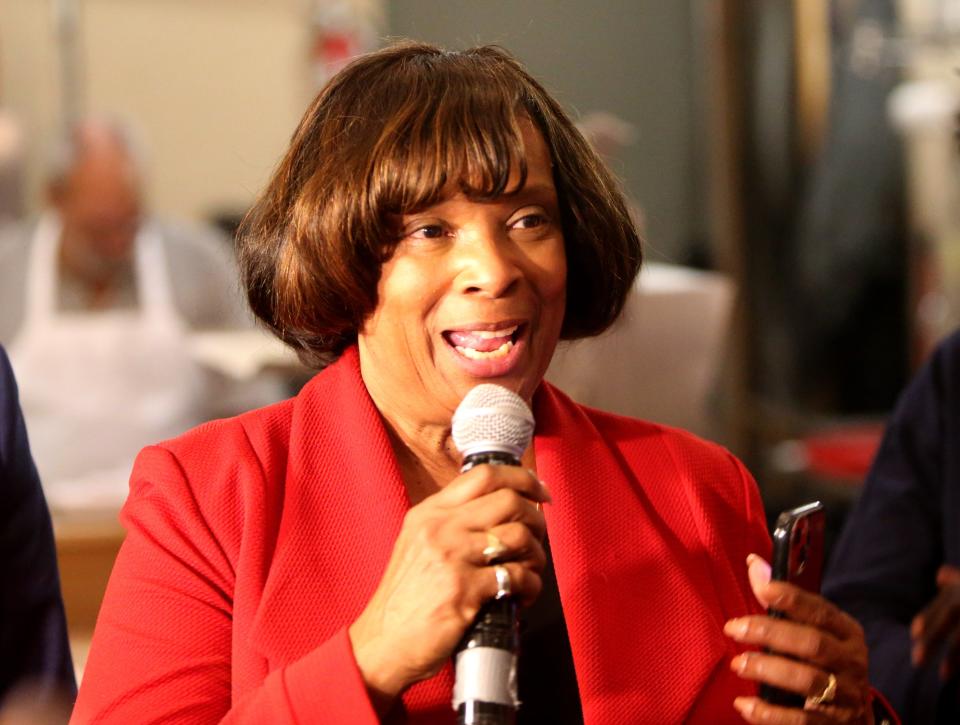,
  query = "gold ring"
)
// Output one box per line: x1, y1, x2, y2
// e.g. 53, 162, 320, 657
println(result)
482, 531, 508, 563
494, 565, 512, 599
806, 672, 837, 706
